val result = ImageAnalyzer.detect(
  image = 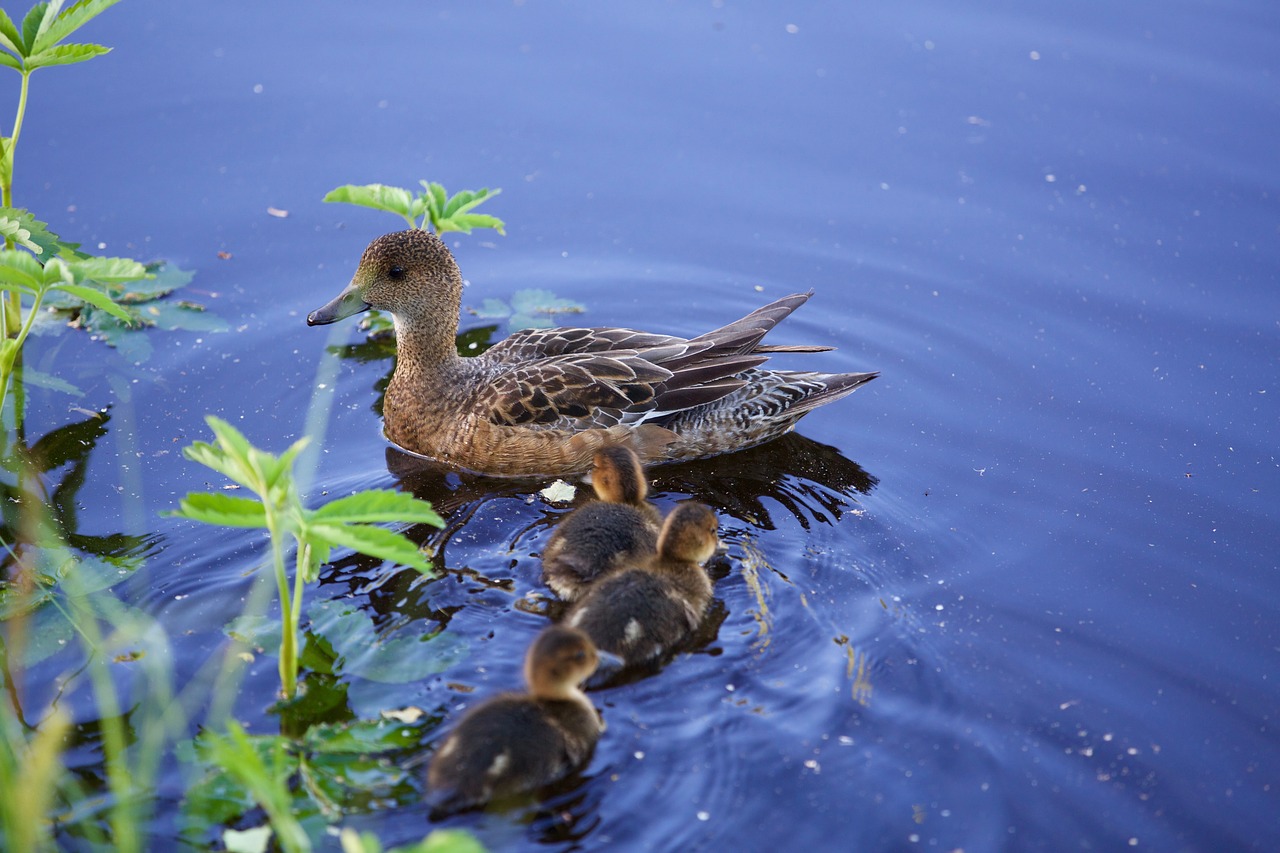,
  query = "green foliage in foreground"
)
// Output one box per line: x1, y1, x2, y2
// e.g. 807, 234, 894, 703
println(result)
325, 181, 505, 236
169, 417, 444, 699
